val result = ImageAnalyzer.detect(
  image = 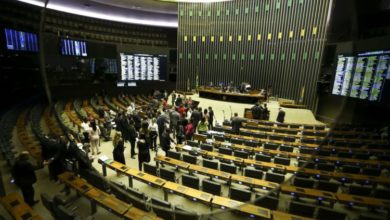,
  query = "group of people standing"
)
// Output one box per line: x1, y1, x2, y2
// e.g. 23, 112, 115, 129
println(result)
251, 103, 270, 120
